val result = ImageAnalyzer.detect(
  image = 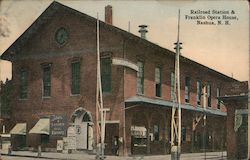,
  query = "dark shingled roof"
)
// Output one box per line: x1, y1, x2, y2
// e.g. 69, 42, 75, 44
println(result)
1, 1, 238, 82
